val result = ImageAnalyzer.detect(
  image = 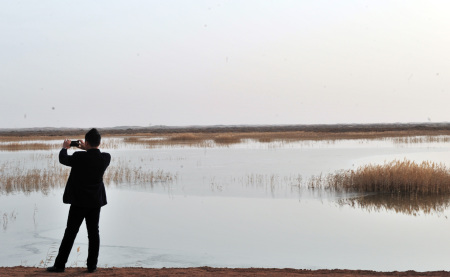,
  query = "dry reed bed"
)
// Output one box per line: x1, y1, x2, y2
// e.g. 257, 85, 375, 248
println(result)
312, 160, 450, 195
0, 131, 449, 150
0, 136, 66, 142
104, 163, 177, 186
1, 166, 69, 194
0, 138, 121, 151
125, 130, 450, 141
121, 131, 450, 148
0, 142, 60, 151
0, 155, 177, 195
